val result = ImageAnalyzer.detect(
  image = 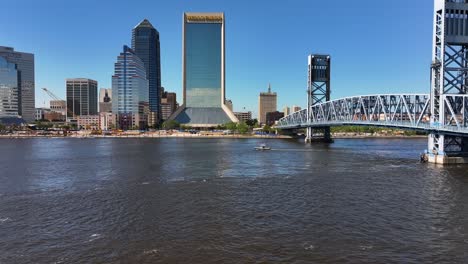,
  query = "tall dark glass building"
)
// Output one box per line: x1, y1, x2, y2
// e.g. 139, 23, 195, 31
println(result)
66, 78, 98, 119
170, 13, 238, 127
132, 19, 161, 121
0, 46, 35, 122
